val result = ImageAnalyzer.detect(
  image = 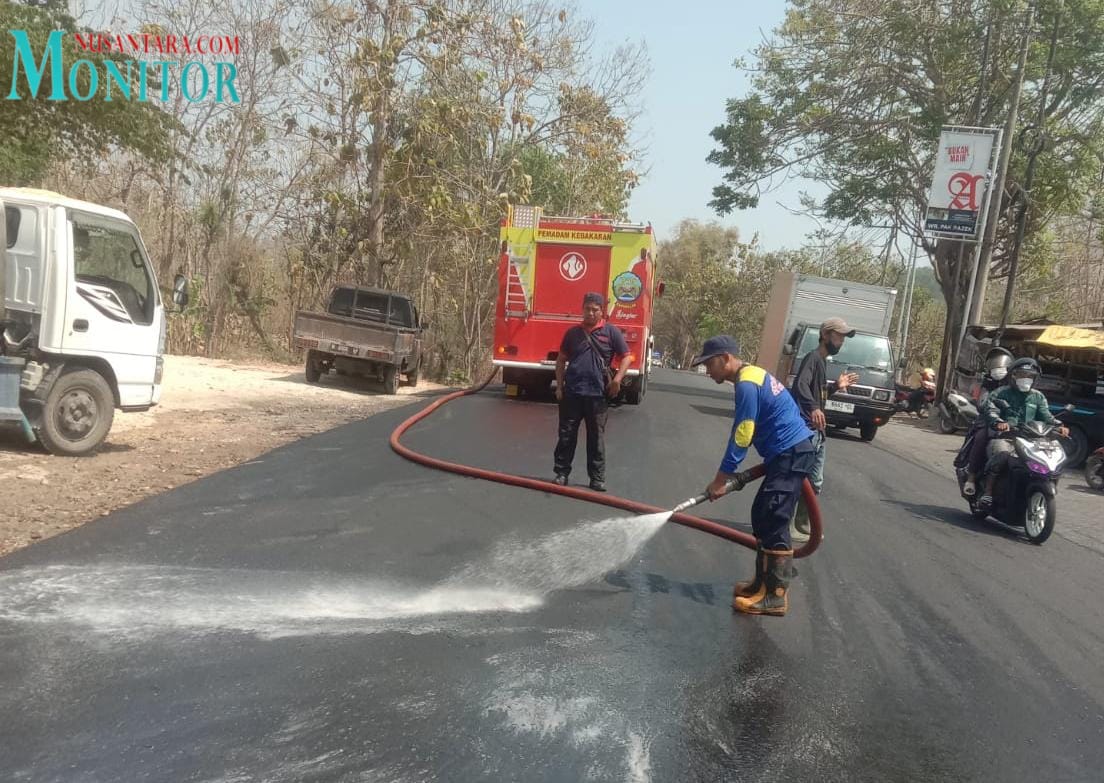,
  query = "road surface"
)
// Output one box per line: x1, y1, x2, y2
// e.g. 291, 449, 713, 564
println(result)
2, 369, 1102, 782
